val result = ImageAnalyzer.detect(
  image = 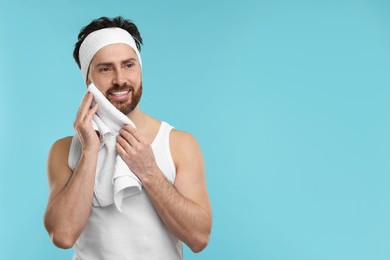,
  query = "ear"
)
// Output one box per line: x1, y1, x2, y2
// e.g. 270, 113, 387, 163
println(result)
85, 67, 92, 86
86, 76, 92, 86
